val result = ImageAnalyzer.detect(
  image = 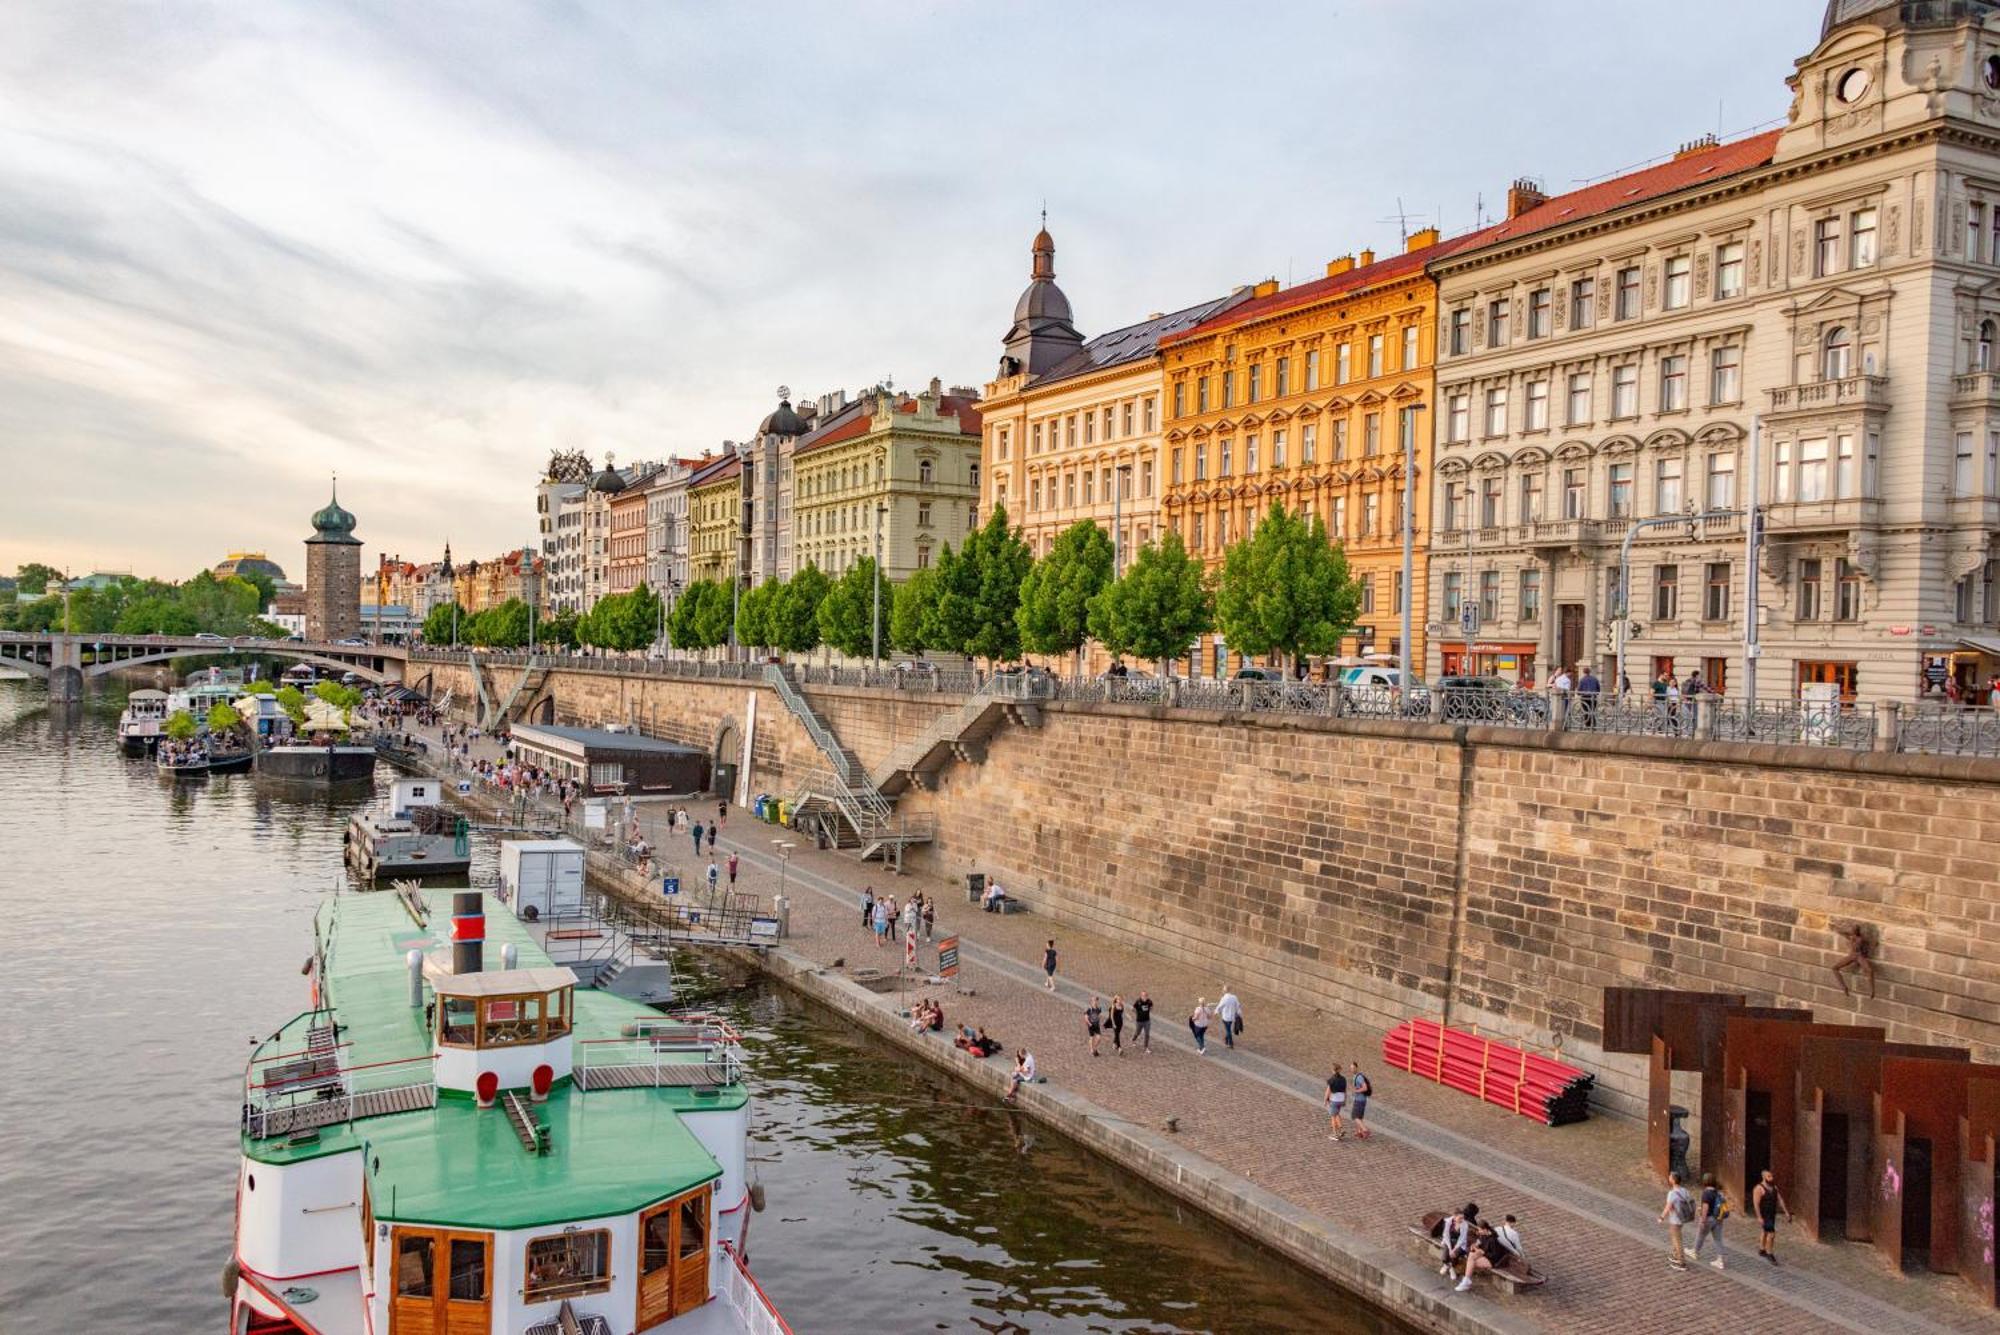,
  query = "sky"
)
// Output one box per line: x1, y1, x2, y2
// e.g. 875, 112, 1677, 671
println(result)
0, 0, 1819, 583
